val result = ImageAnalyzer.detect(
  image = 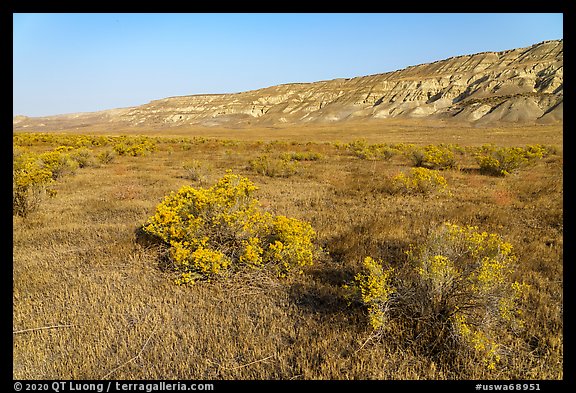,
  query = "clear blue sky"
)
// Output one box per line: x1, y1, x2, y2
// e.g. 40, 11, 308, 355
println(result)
13, 13, 563, 117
